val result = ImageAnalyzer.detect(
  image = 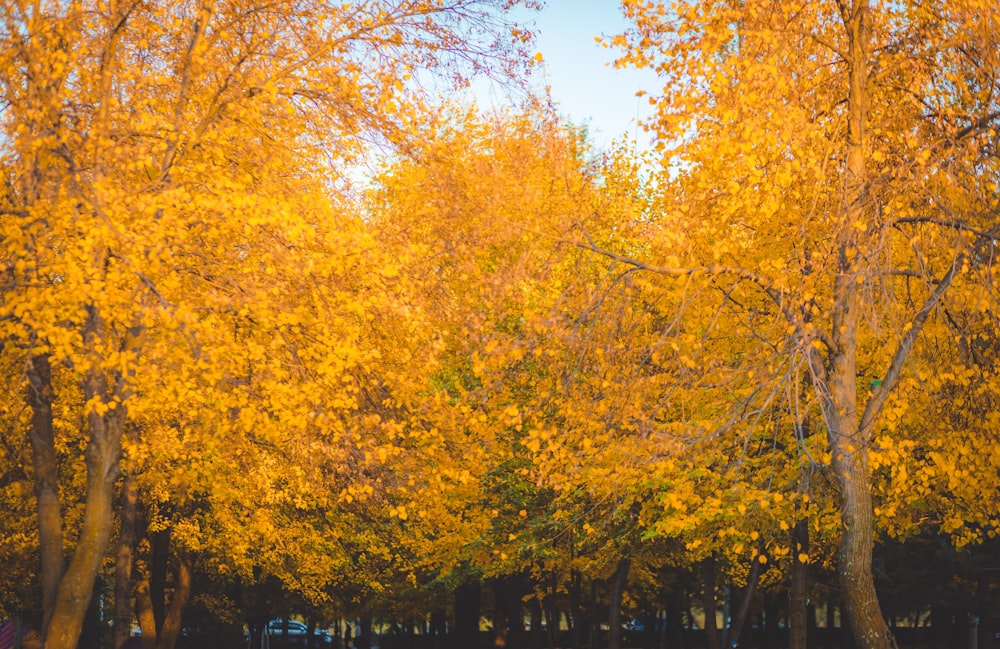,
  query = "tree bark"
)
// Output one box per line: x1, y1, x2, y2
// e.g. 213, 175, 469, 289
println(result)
26, 353, 64, 639
453, 580, 481, 649
155, 555, 192, 649
571, 570, 583, 649
728, 544, 765, 647
505, 573, 526, 649
608, 558, 631, 649
136, 563, 158, 649
358, 615, 373, 649
151, 529, 170, 631
529, 596, 543, 649
824, 4, 897, 648
702, 556, 721, 649
790, 519, 810, 649
114, 469, 138, 649
44, 337, 127, 649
